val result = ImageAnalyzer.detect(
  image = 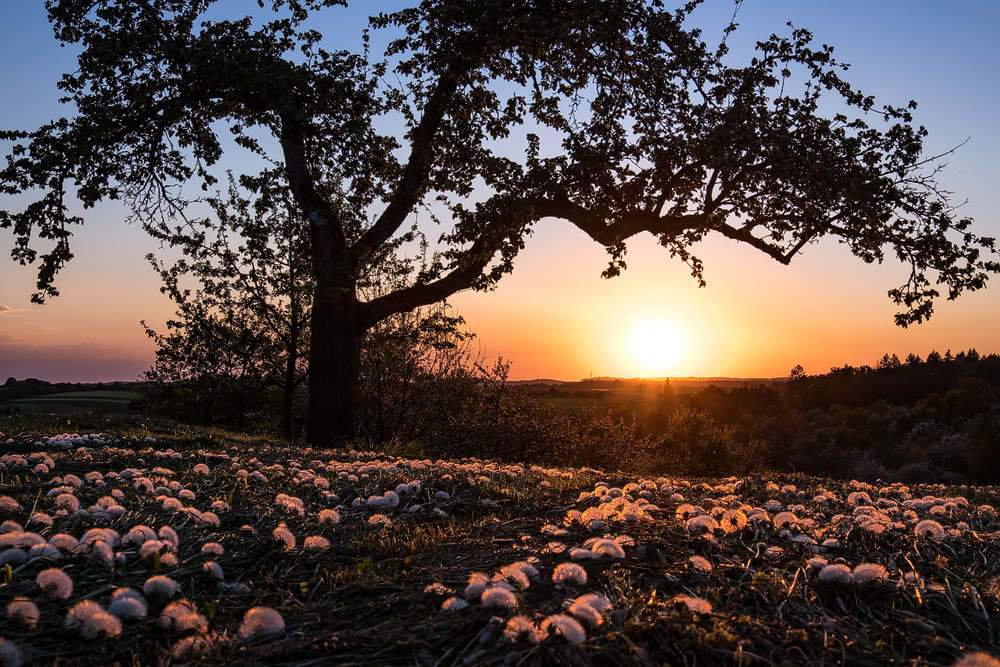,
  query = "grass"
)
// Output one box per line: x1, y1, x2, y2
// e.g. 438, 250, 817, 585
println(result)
0, 417, 998, 666
2, 390, 138, 415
